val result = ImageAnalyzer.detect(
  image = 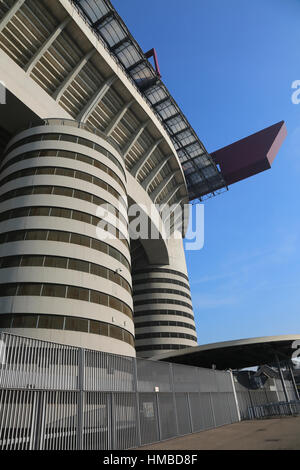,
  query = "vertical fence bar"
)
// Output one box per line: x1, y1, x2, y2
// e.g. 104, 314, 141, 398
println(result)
275, 355, 289, 403
28, 391, 36, 451
209, 392, 216, 428
33, 392, 45, 450
287, 360, 300, 401
133, 358, 141, 448
155, 392, 162, 441
77, 348, 84, 450
229, 370, 241, 422
107, 393, 113, 450
186, 393, 193, 433
169, 364, 179, 438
